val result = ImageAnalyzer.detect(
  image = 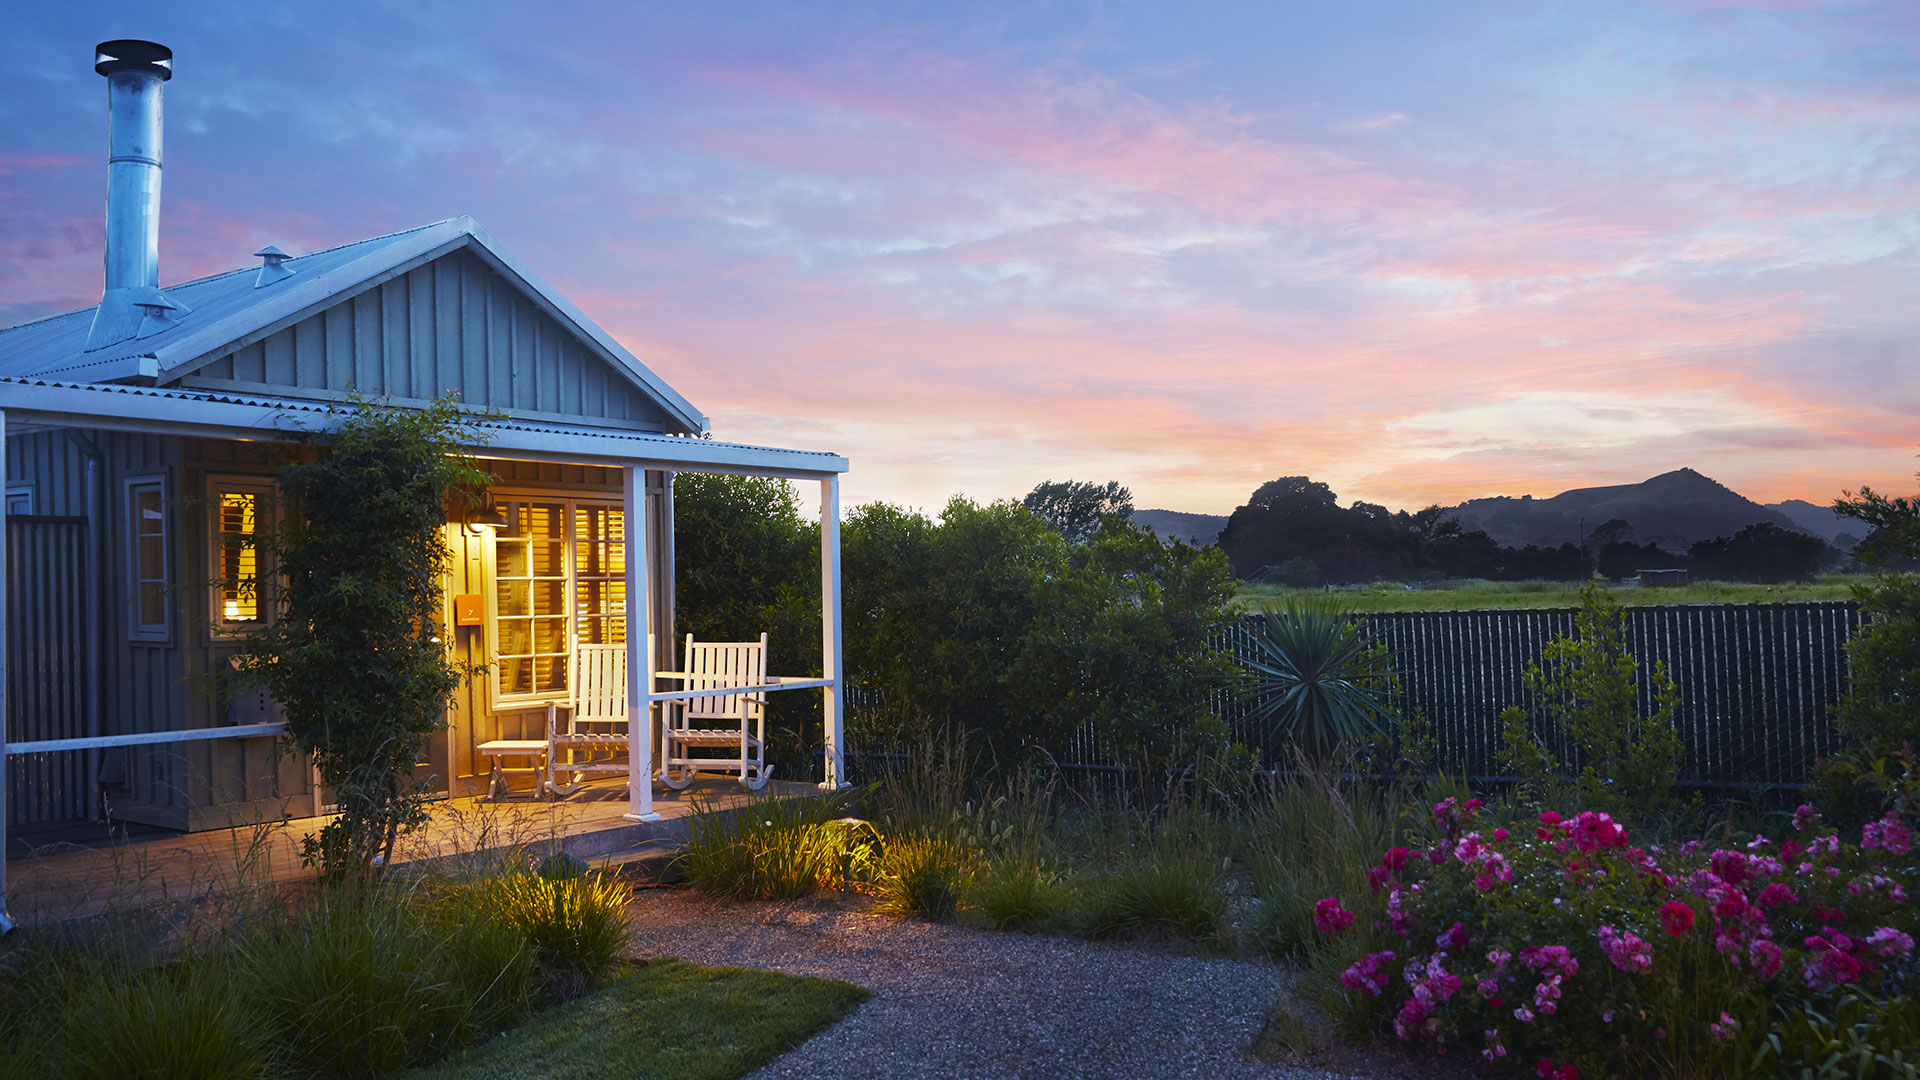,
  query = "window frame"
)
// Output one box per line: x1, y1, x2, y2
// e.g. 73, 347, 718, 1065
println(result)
206, 474, 278, 639
486, 494, 627, 706
124, 474, 172, 644
4, 484, 34, 516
